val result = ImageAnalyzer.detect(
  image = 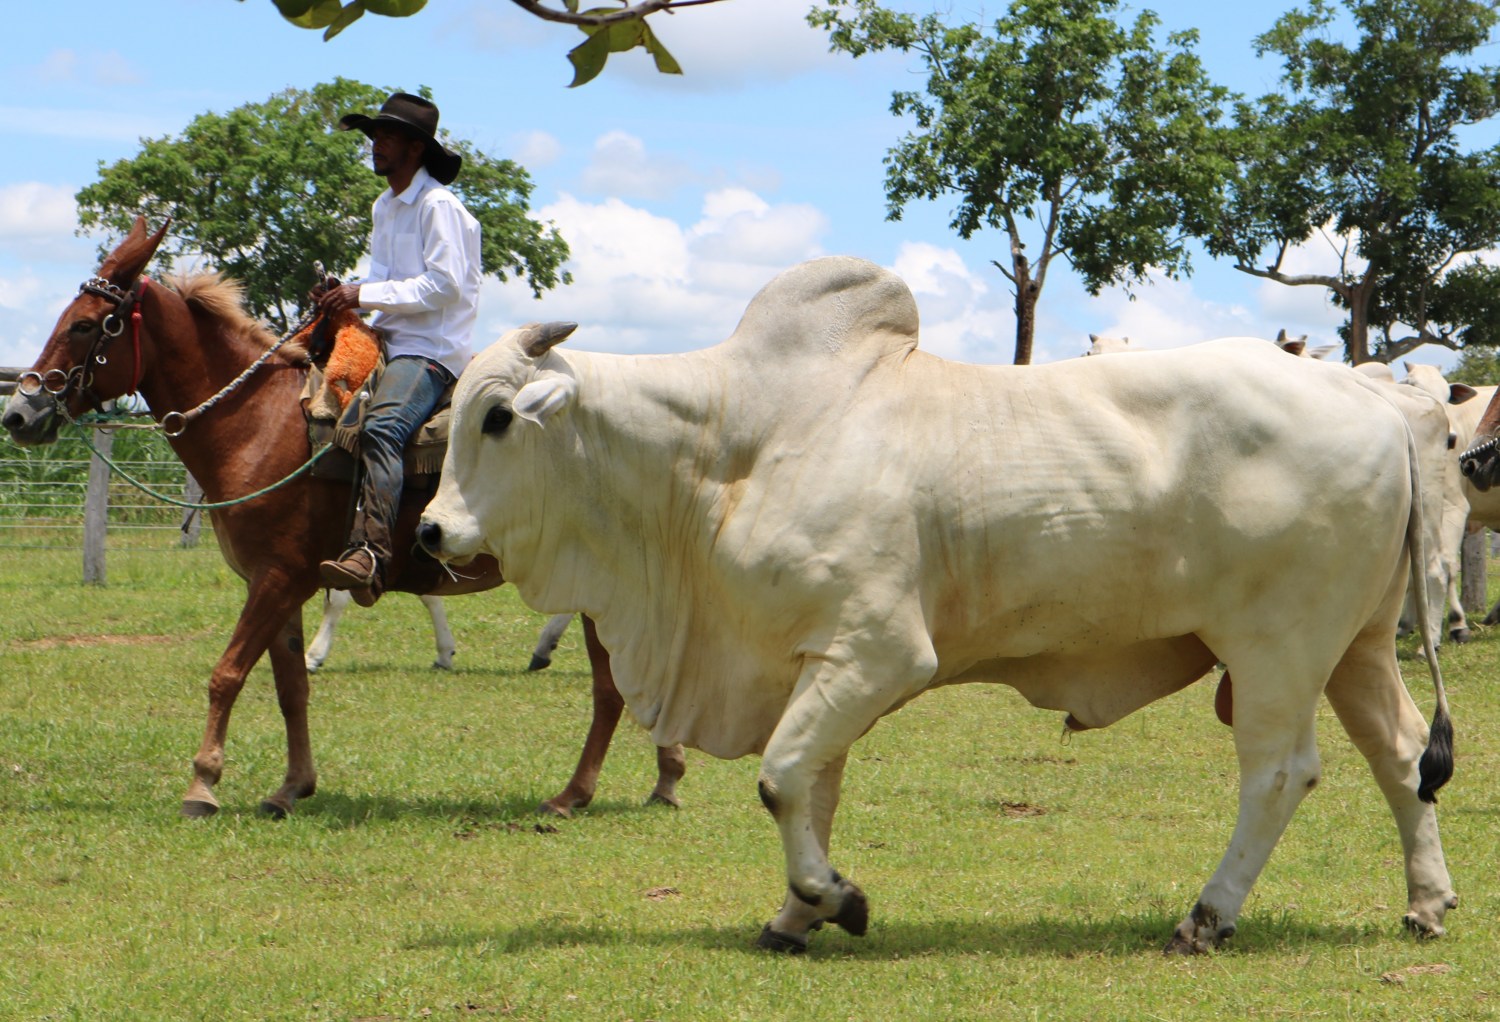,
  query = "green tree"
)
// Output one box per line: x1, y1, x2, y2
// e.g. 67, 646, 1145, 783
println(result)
1208, 0, 1500, 364
812, 0, 1237, 364
259, 0, 720, 85
75, 78, 571, 333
